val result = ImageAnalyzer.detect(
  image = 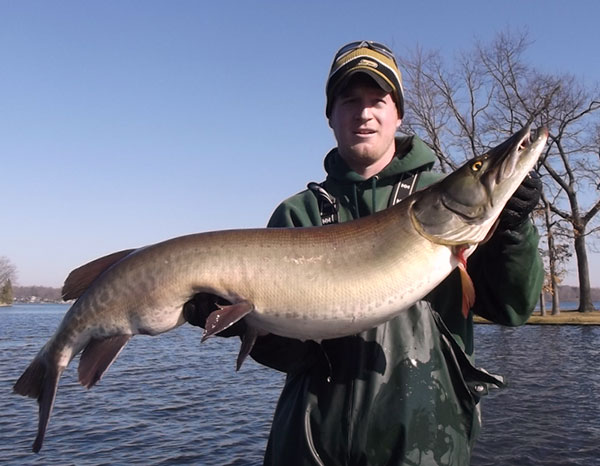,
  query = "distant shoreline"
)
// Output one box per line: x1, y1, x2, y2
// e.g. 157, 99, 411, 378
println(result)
6, 301, 600, 325
475, 310, 600, 325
